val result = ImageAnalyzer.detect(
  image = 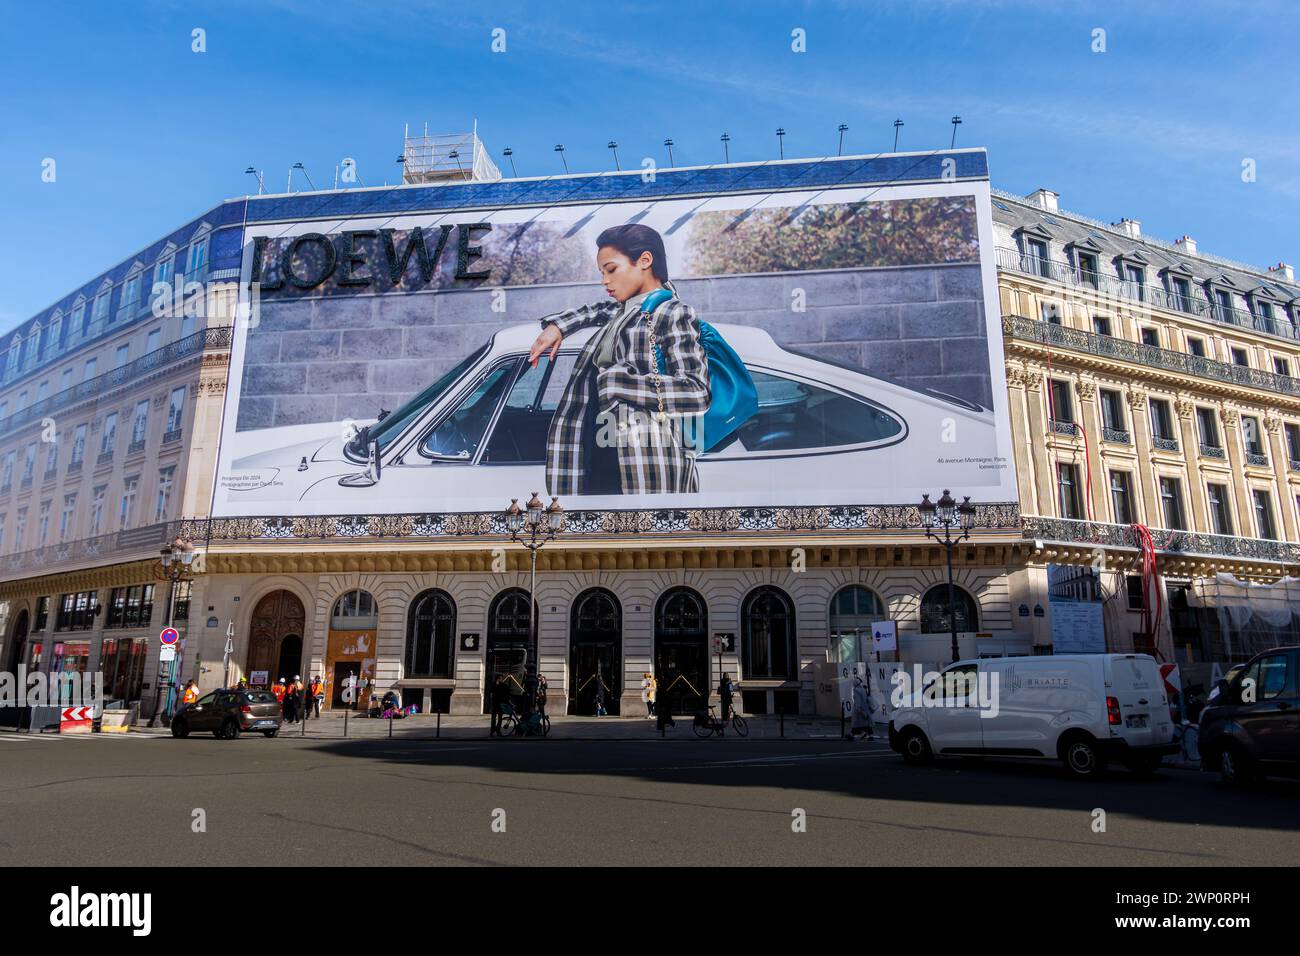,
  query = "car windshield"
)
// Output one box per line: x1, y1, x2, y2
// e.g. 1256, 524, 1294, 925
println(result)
361, 343, 490, 454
